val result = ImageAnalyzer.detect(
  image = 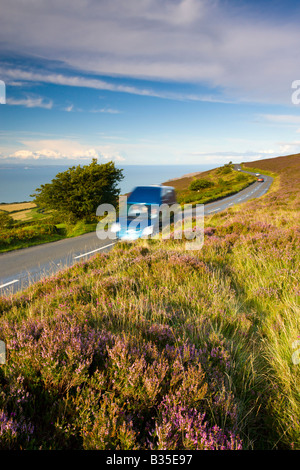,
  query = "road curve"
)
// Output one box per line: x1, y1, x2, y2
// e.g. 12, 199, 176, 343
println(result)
0, 164, 273, 295
204, 164, 272, 215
